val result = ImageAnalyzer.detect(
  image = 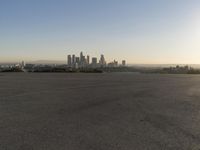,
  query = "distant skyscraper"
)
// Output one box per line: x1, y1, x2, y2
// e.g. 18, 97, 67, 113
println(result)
87, 55, 90, 64
80, 51, 83, 57
114, 60, 118, 67
67, 55, 72, 67
80, 51, 86, 67
92, 57, 97, 68
75, 56, 80, 63
99, 54, 106, 67
72, 55, 76, 67
80, 52, 83, 63
122, 60, 126, 66
21, 61, 25, 68
75, 57, 80, 63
